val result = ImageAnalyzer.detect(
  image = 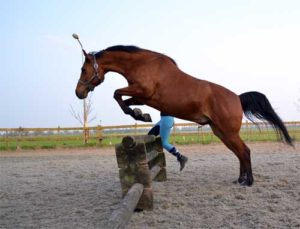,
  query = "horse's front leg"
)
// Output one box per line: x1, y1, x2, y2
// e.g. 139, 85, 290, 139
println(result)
124, 97, 153, 122
124, 97, 143, 106
113, 86, 152, 122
